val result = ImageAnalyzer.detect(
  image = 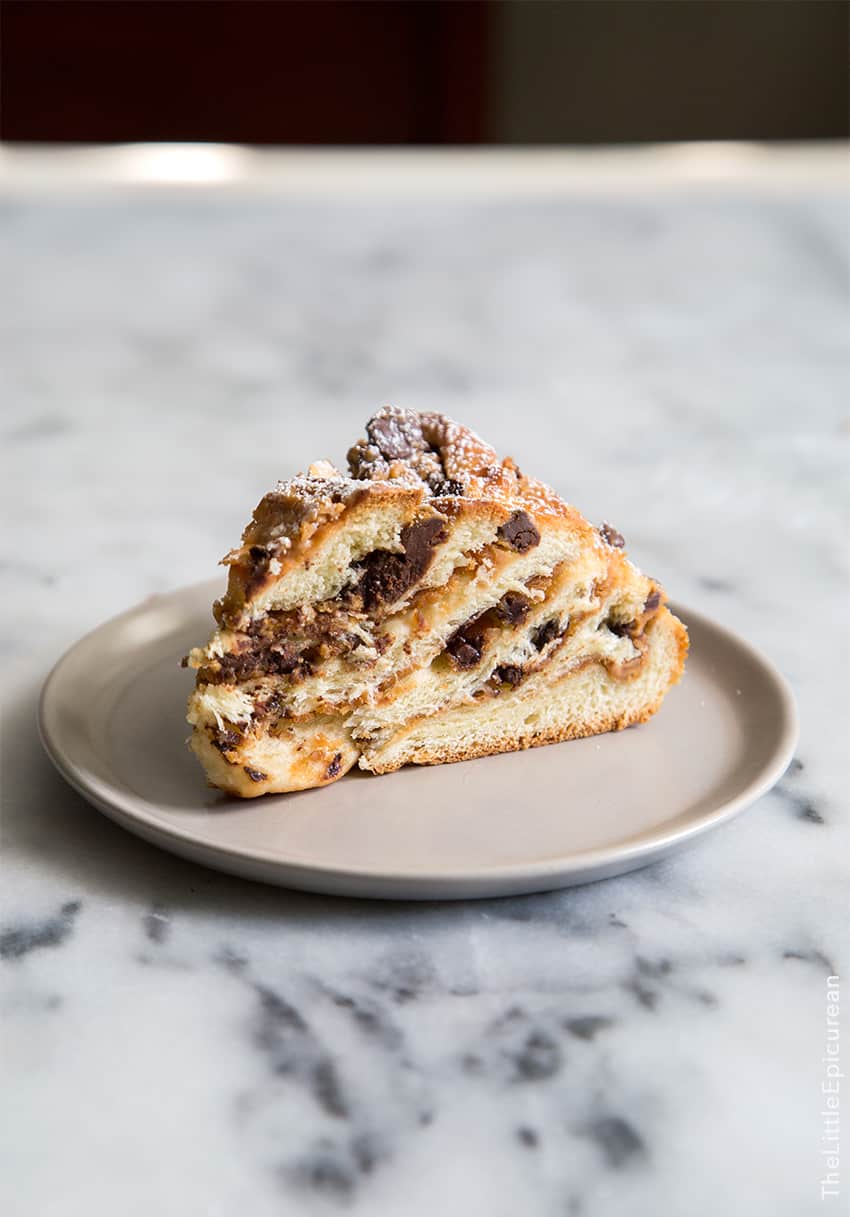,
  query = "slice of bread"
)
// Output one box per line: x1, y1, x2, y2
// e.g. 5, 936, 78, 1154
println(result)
186, 408, 688, 797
